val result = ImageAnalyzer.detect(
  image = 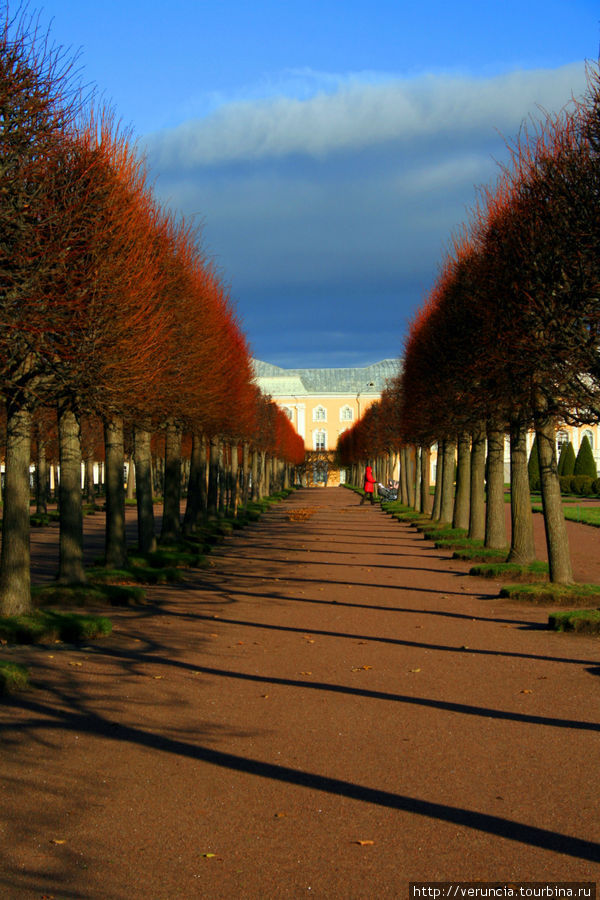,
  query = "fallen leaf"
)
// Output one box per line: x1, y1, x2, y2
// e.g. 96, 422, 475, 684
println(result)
261, 694, 269, 699
353, 840, 374, 846
299, 671, 312, 676
202, 853, 217, 858
153, 675, 163, 680
50, 839, 66, 845
520, 689, 533, 694
68, 662, 82, 667
409, 668, 421, 673
274, 812, 287, 818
